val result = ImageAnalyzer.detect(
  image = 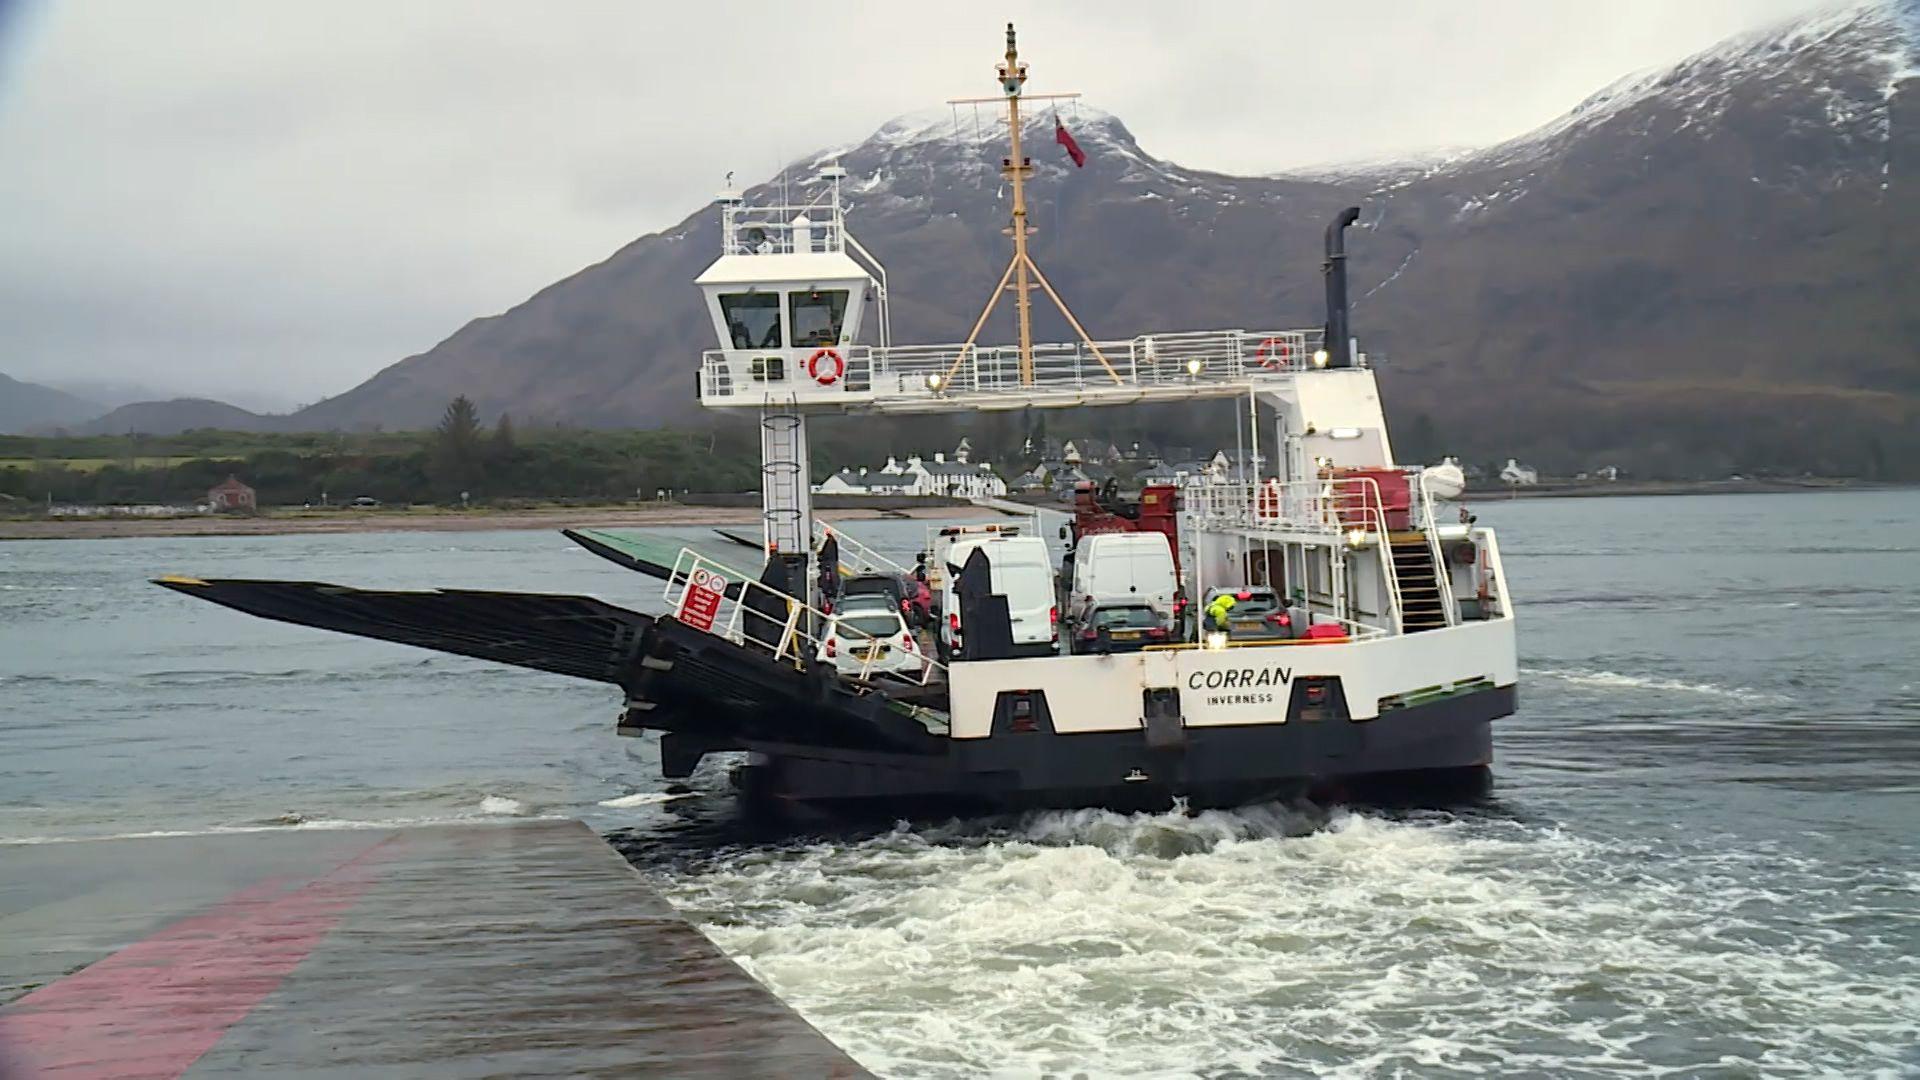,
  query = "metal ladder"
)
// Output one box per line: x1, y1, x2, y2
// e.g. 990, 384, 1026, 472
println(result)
759, 399, 811, 560
1389, 534, 1450, 632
